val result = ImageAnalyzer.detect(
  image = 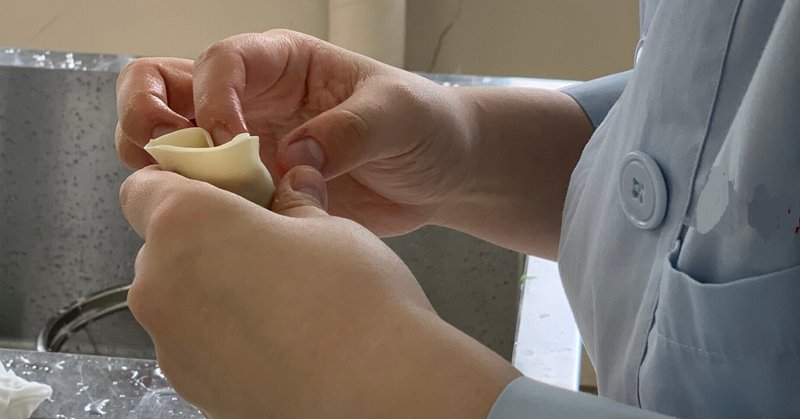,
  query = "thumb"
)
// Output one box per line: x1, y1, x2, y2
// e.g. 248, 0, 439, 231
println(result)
269, 165, 329, 218
276, 87, 400, 179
